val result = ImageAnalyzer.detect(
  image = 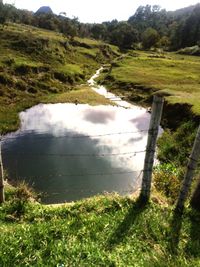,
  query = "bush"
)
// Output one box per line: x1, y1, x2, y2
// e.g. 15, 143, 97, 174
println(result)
0, 182, 38, 222
153, 163, 183, 203
4, 182, 38, 219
